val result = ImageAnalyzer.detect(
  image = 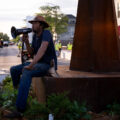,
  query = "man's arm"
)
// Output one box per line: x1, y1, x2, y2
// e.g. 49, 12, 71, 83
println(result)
22, 34, 34, 56
24, 41, 49, 69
